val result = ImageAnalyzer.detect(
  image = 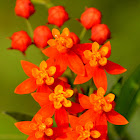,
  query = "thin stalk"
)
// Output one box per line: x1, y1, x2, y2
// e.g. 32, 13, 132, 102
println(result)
79, 27, 86, 40
25, 19, 33, 37
43, 0, 54, 8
